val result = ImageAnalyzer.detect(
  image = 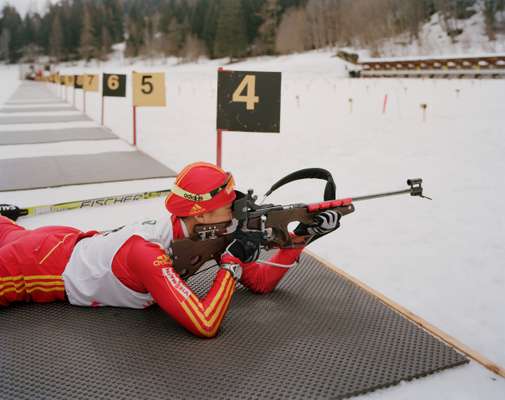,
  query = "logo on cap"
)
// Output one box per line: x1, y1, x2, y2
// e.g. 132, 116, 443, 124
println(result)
184, 193, 204, 202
